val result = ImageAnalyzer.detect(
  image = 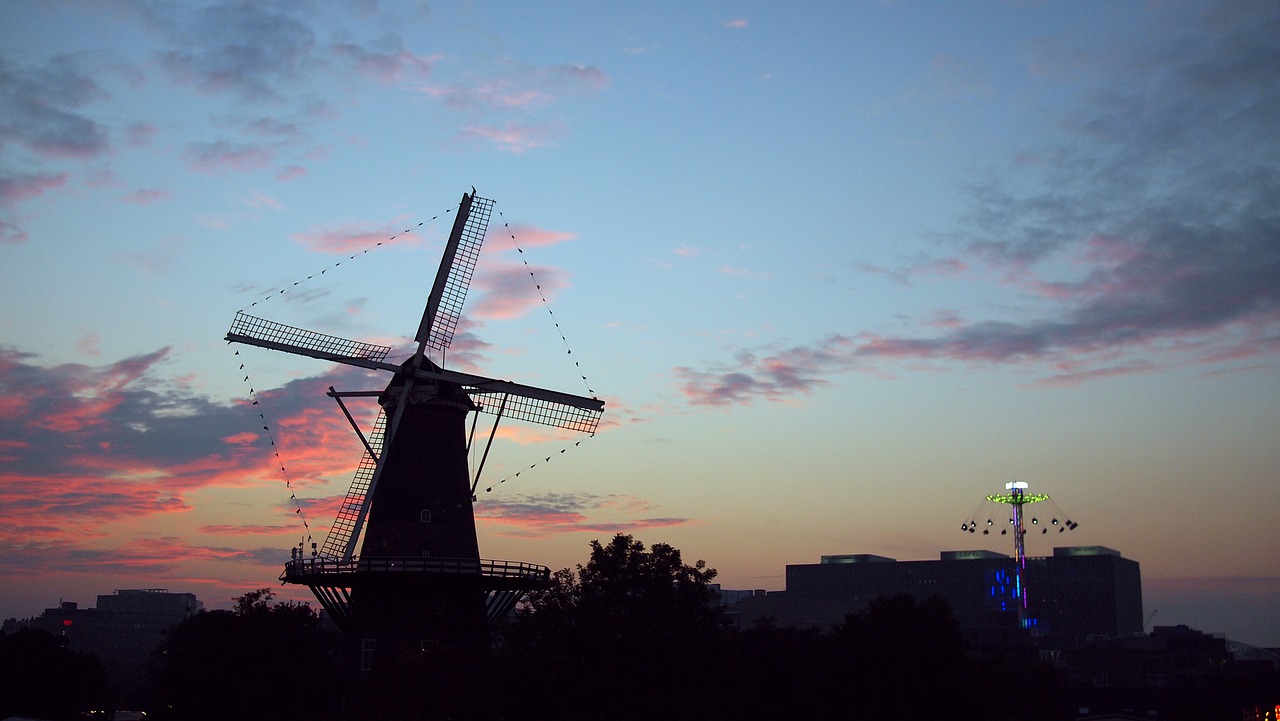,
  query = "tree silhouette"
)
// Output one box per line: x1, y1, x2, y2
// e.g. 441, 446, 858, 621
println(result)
494, 534, 731, 720
0, 627, 105, 720
146, 589, 337, 721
